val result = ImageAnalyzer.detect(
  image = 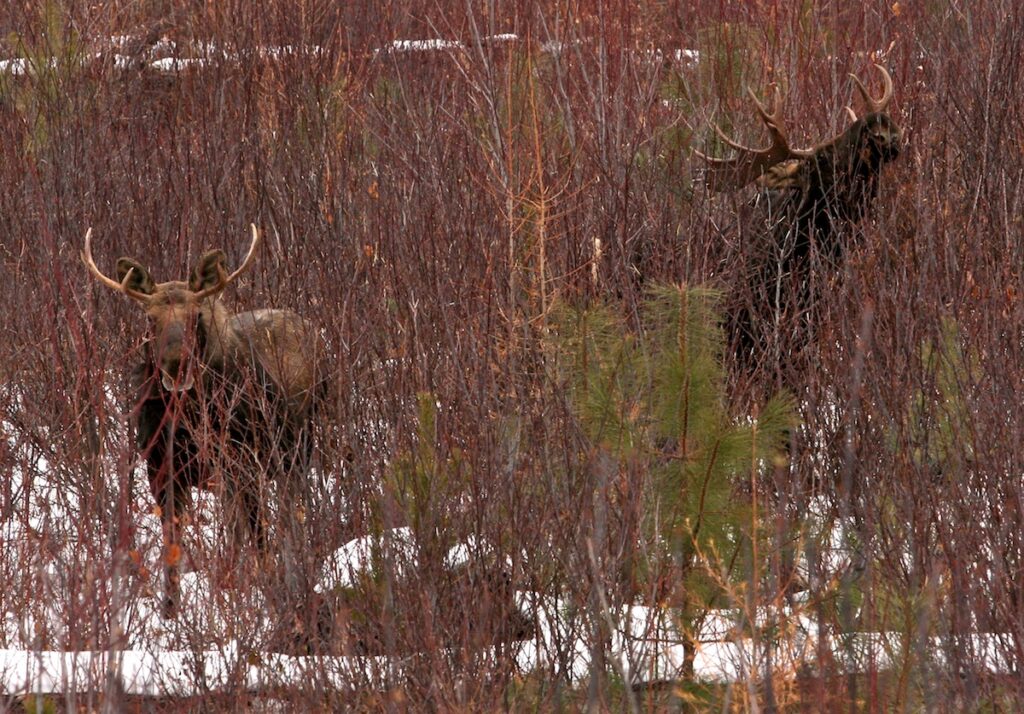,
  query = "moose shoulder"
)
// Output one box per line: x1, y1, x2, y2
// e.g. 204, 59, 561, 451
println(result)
83, 226, 326, 617
696, 64, 902, 379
